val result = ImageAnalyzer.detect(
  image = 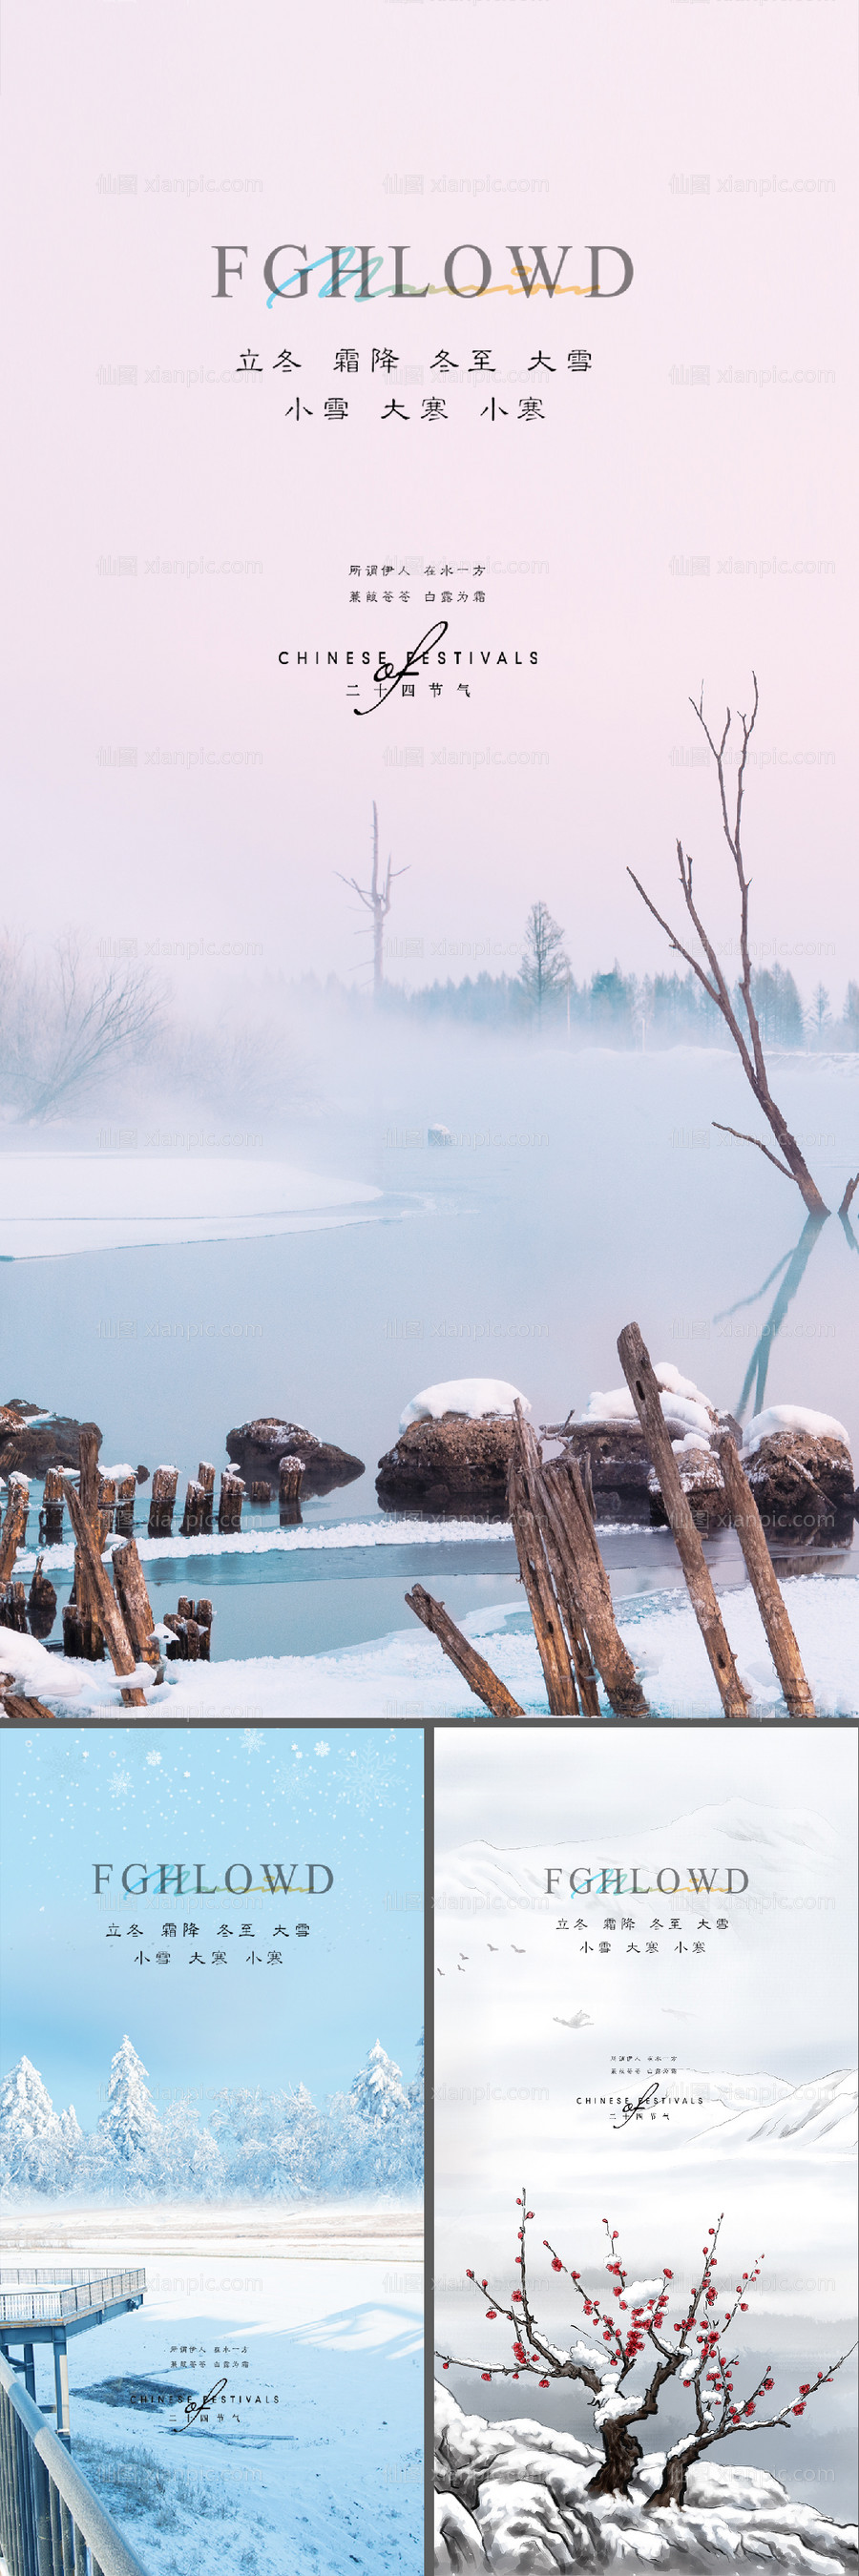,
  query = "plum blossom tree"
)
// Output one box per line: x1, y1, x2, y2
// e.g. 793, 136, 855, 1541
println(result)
644, 2231, 858, 2508
436, 2194, 856, 2507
